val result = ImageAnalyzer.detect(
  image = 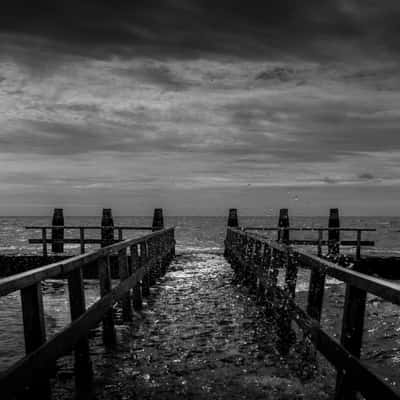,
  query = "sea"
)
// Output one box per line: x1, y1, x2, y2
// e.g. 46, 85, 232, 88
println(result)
1, 216, 400, 389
